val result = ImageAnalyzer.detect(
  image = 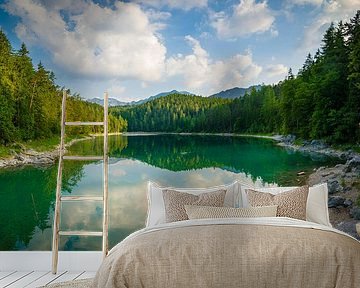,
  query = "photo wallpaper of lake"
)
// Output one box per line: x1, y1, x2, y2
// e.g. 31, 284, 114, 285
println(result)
0, 134, 341, 251
0, 1, 359, 286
